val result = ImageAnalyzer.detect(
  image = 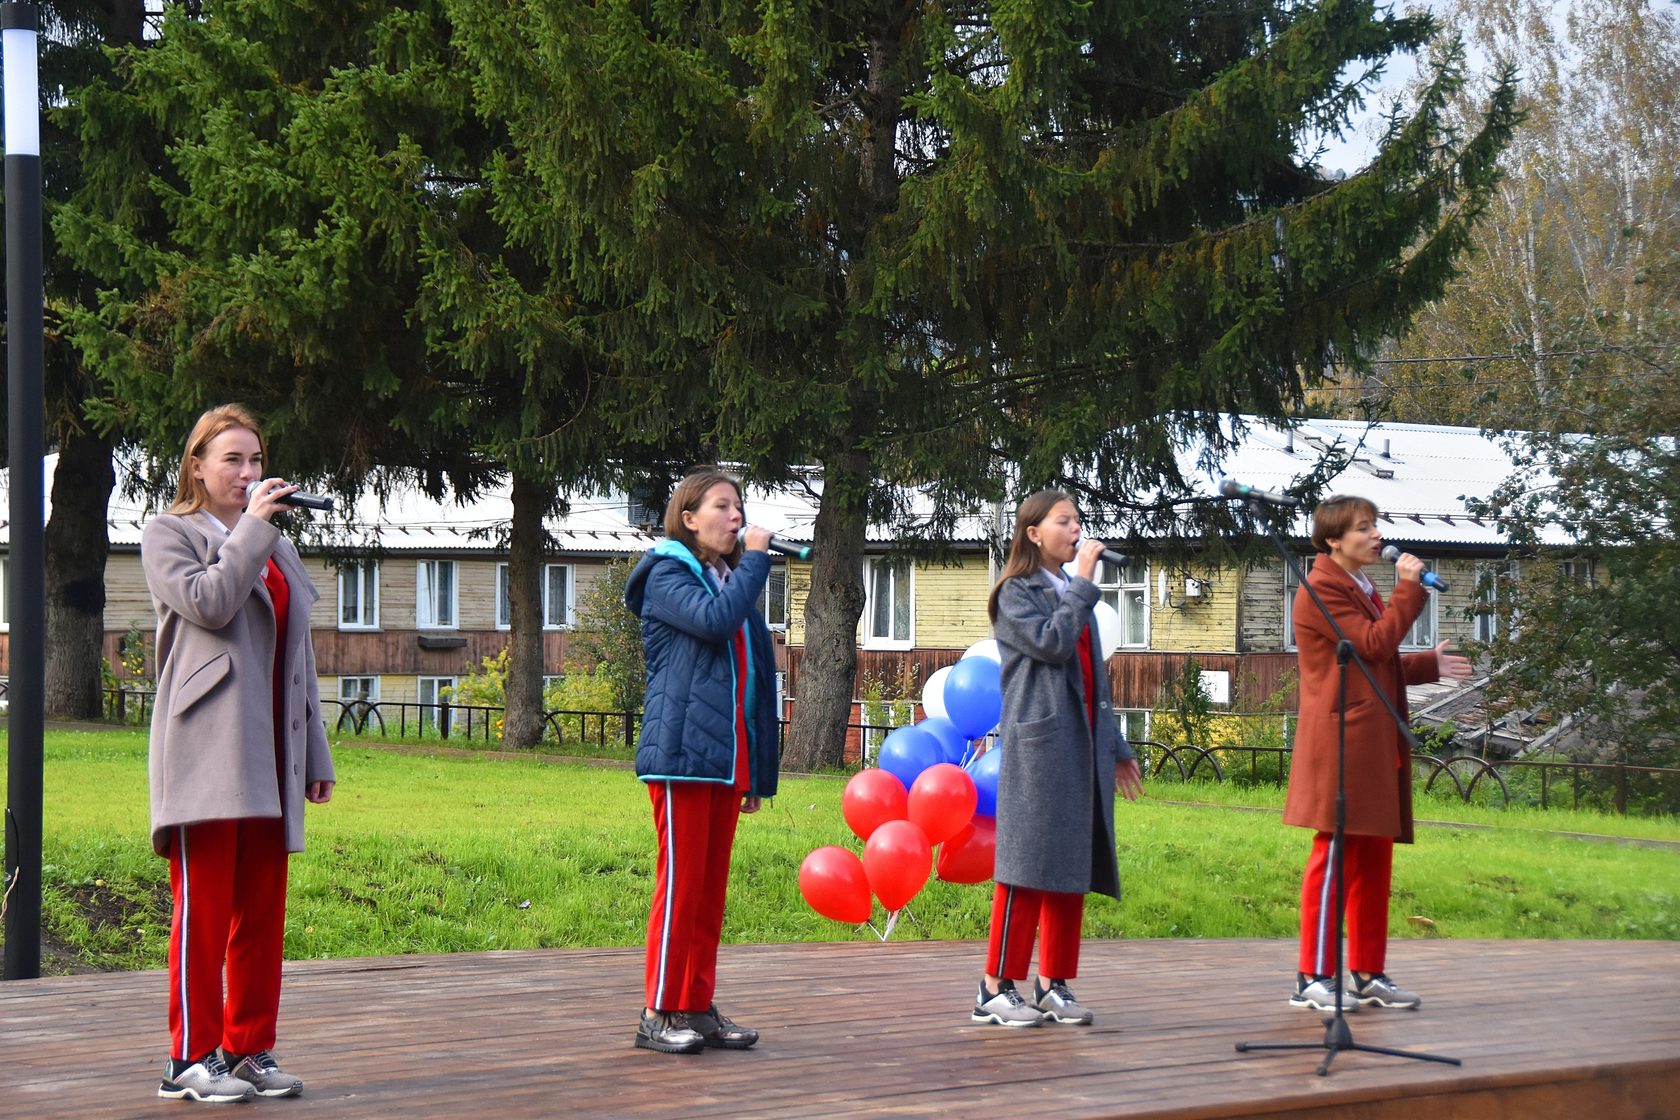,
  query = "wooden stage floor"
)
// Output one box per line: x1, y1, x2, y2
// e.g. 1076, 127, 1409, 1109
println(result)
3, 938, 1676, 1119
